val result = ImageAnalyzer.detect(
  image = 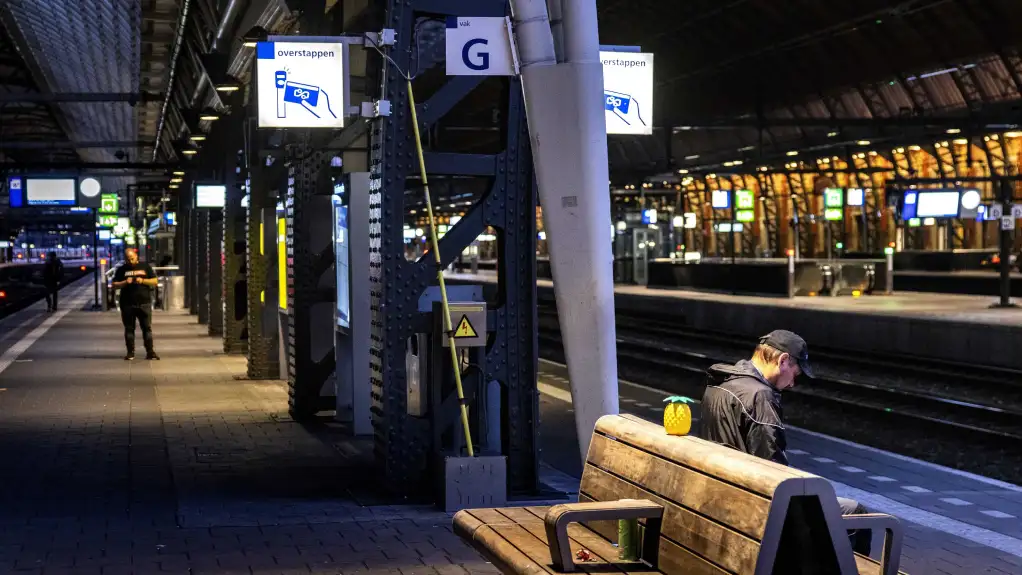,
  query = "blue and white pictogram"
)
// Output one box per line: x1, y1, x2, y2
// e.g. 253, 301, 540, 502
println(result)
604, 90, 647, 129
272, 68, 337, 120
256, 41, 347, 128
